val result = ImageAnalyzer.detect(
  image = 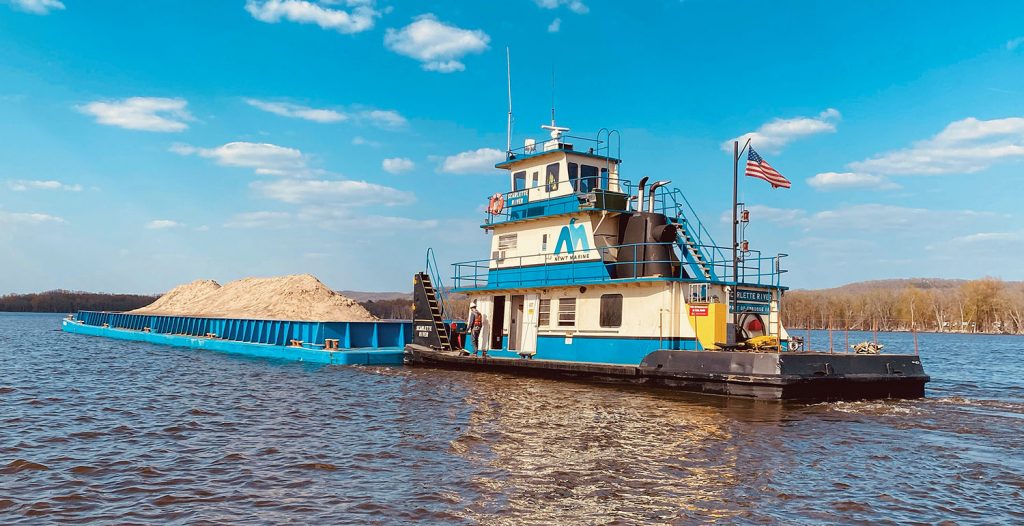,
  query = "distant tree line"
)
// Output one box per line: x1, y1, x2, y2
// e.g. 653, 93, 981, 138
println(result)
0, 290, 159, 313
360, 293, 470, 321
783, 278, 1024, 334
